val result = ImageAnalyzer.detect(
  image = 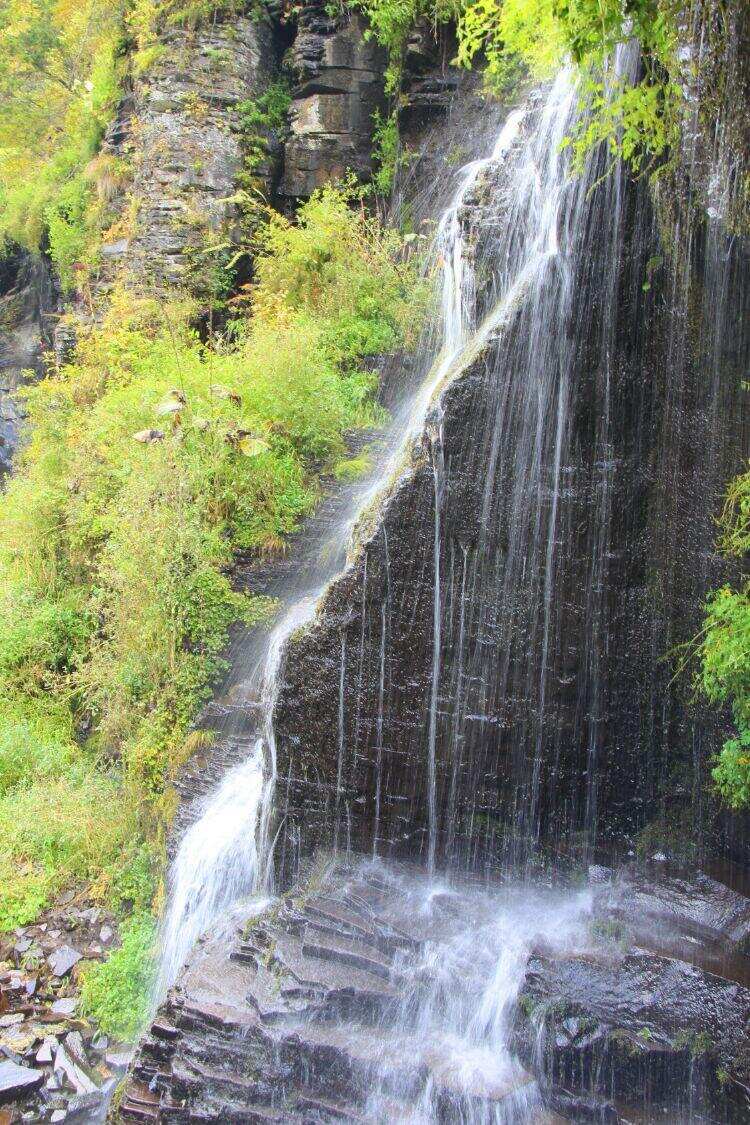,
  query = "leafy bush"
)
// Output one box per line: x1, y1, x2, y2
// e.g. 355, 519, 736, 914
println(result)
80, 913, 157, 1041
0, 0, 122, 281
0, 767, 137, 930
371, 109, 400, 196
701, 469, 750, 808
0, 698, 75, 796
256, 180, 427, 360
0, 182, 425, 932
